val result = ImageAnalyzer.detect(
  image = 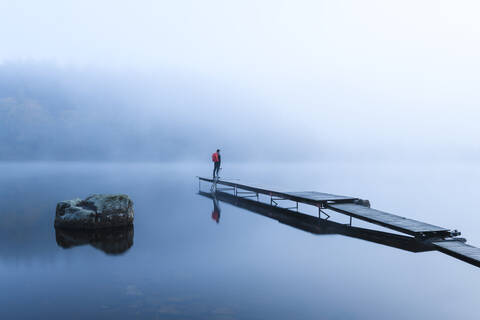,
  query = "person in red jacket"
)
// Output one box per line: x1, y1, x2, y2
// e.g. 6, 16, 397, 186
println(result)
212, 149, 221, 178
